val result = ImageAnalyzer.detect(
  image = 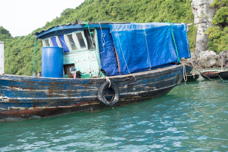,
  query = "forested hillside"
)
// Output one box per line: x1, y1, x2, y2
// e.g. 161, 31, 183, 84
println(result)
0, 0, 226, 75
0, 26, 12, 40
207, 0, 228, 52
